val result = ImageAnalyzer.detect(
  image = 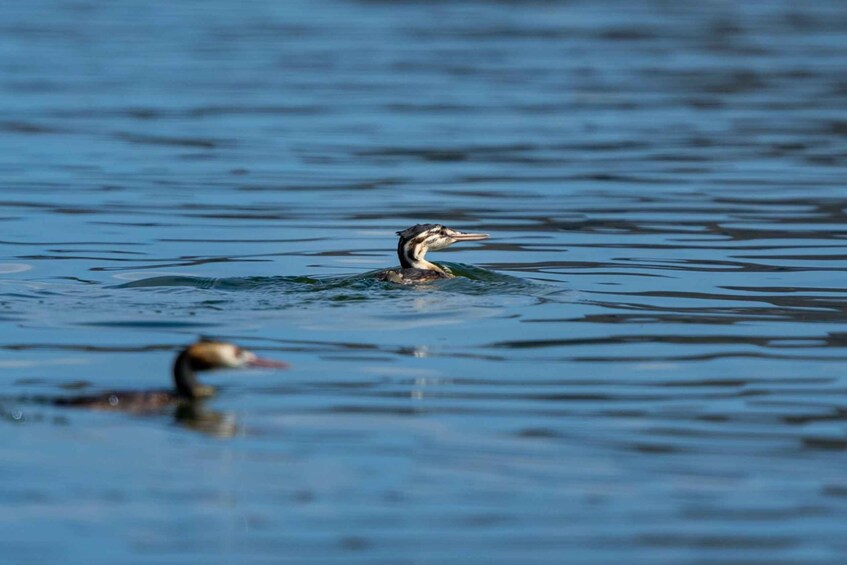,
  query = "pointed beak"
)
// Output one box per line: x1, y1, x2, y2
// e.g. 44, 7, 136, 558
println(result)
449, 230, 489, 242
245, 353, 289, 369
